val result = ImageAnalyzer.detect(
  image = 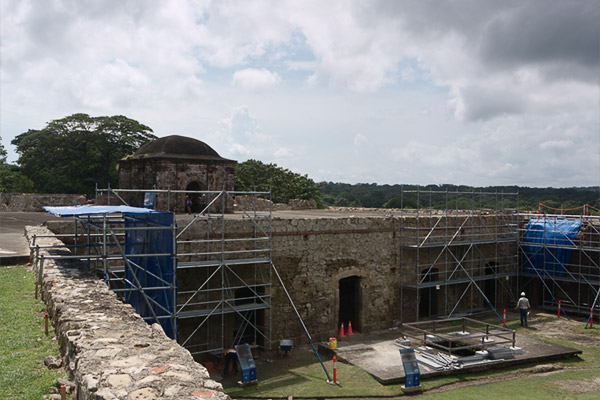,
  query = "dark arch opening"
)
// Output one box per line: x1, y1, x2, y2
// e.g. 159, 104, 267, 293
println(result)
484, 262, 498, 307
185, 181, 206, 213
233, 286, 265, 347
419, 268, 439, 318
339, 276, 361, 332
